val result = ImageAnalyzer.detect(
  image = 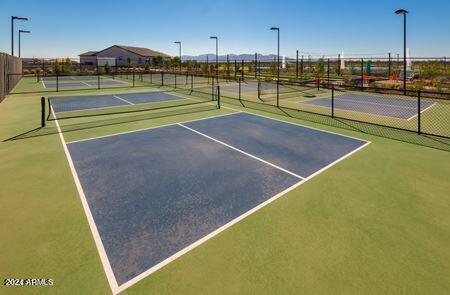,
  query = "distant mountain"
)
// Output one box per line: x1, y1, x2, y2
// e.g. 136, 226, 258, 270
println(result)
182, 53, 278, 62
